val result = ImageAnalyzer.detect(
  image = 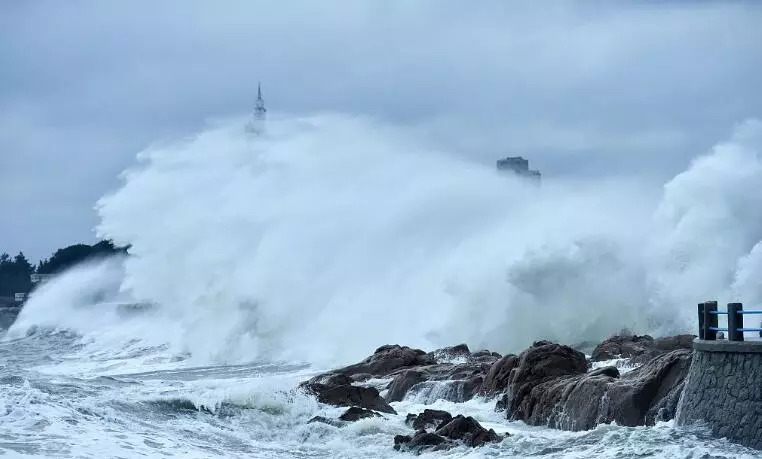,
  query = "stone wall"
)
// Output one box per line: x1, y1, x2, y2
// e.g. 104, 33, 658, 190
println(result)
676, 340, 762, 449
